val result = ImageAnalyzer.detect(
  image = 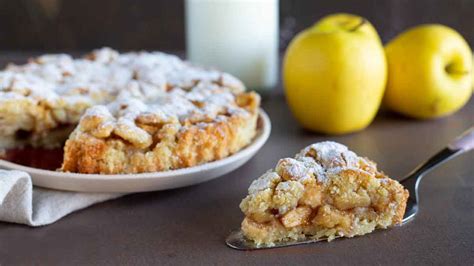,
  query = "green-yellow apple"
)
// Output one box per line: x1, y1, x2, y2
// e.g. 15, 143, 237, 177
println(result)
283, 13, 387, 134
385, 24, 472, 119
